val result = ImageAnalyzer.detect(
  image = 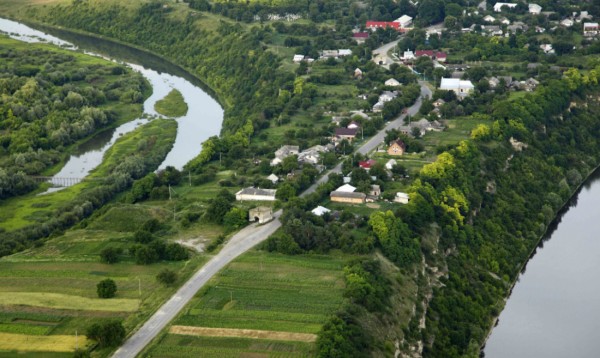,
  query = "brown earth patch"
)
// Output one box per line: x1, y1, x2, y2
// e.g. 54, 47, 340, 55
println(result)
169, 325, 317, 342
